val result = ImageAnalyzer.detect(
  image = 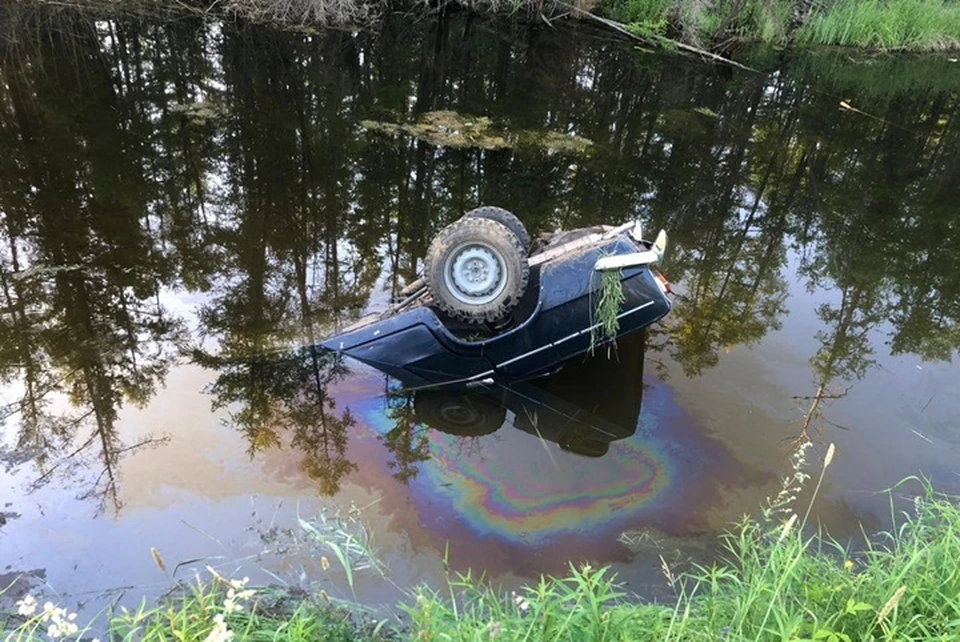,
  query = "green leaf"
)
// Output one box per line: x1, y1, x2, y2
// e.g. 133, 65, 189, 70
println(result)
844, 598, 874, 615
